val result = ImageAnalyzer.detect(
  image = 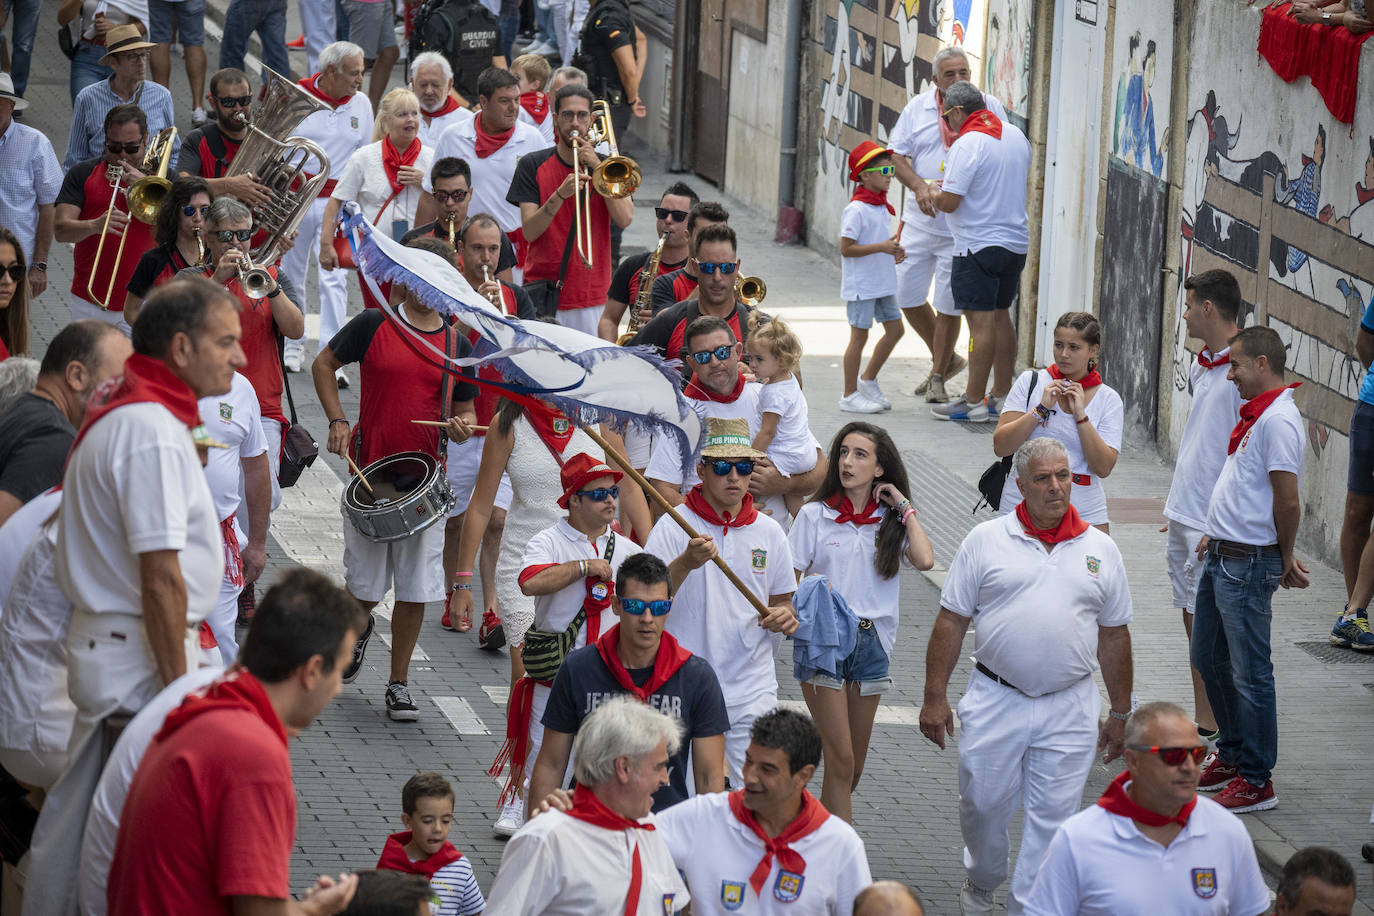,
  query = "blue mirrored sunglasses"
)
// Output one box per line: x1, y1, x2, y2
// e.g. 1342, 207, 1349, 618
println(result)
710, 459, 755, 476
690, 345, 734, 365
620, 598, 672, 616
182, 205, 210, 217
695, 261, 738, 275
575, 485, 620, 502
